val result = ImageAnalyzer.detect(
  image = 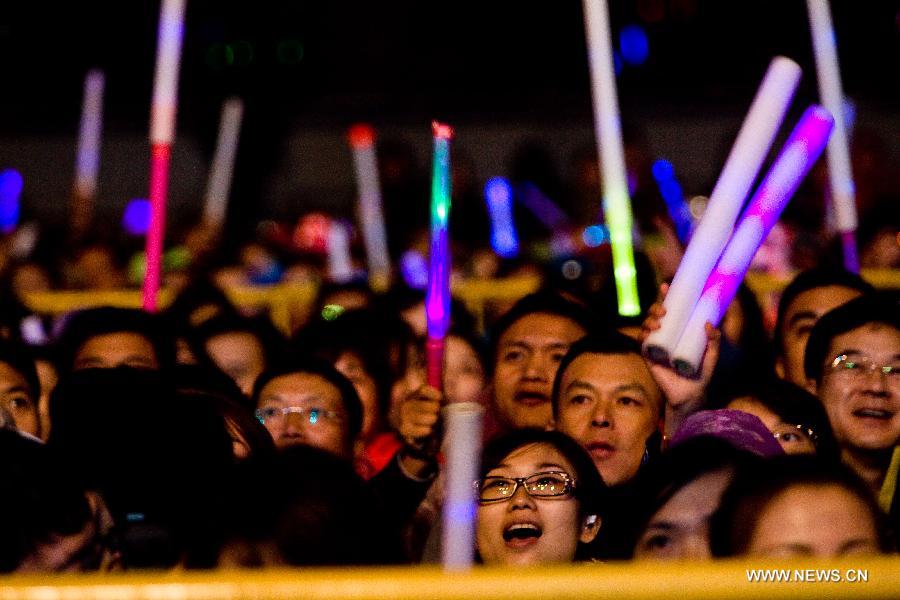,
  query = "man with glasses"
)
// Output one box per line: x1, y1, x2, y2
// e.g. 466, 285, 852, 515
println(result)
804, 291, 900, 498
